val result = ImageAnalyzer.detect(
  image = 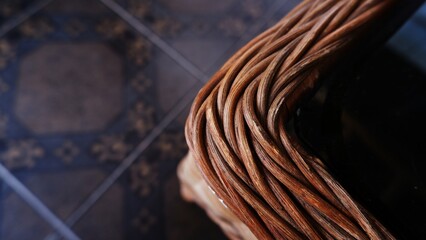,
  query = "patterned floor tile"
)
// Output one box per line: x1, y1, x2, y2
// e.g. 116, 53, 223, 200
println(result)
0, 0, 197, 229
114, 0, 280, 73
69, 119, 225, 240
205, 0, 300, 76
